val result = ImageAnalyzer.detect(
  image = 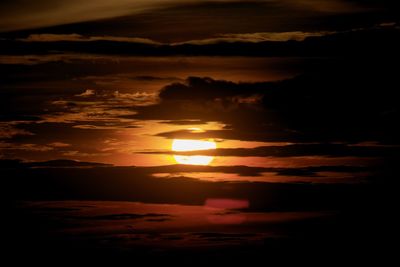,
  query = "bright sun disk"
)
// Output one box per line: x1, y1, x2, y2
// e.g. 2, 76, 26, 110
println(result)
171, 139, 216, 165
